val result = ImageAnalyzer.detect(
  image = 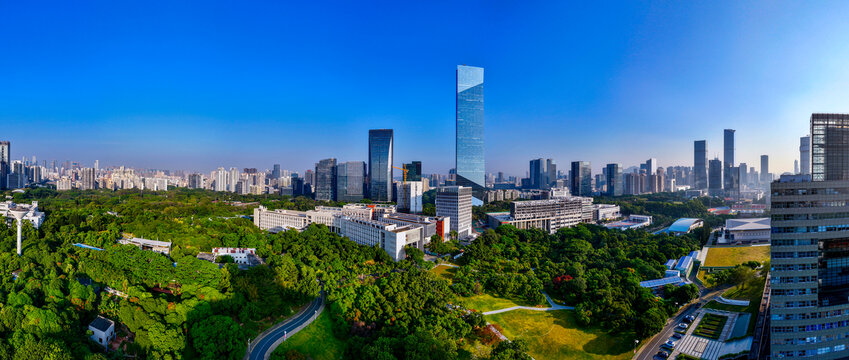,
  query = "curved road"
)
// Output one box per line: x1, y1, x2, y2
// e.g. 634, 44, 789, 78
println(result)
633, 289, 724, 360
246, 292, 325, 360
